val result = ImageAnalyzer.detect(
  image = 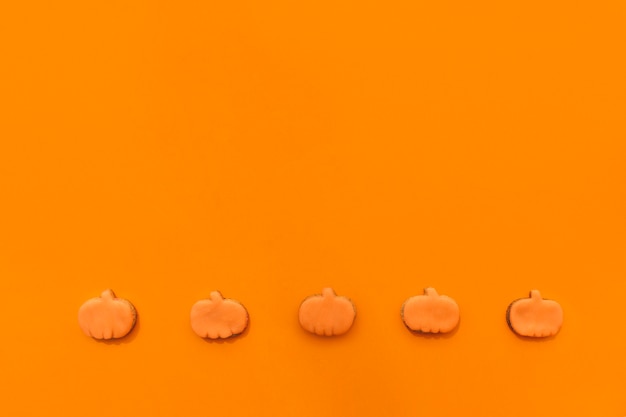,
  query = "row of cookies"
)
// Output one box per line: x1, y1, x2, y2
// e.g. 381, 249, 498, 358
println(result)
78, 287, 563, 340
